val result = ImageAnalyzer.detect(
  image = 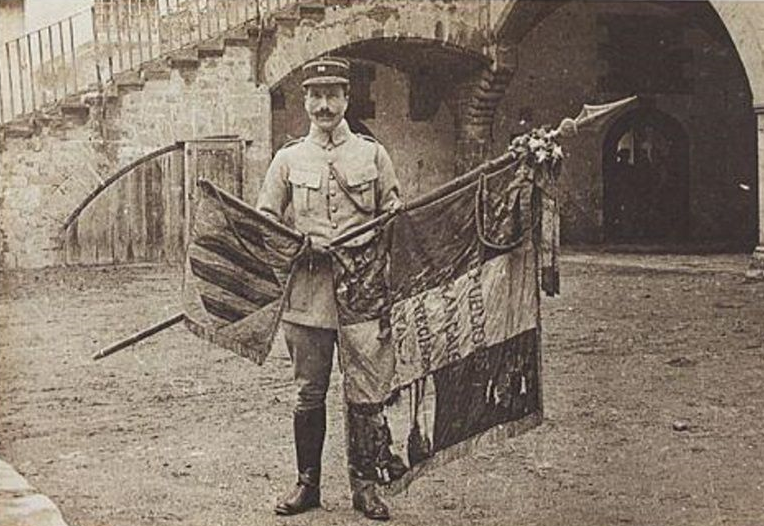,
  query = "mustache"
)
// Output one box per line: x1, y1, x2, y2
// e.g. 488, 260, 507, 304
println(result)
313, 110, 336, 118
